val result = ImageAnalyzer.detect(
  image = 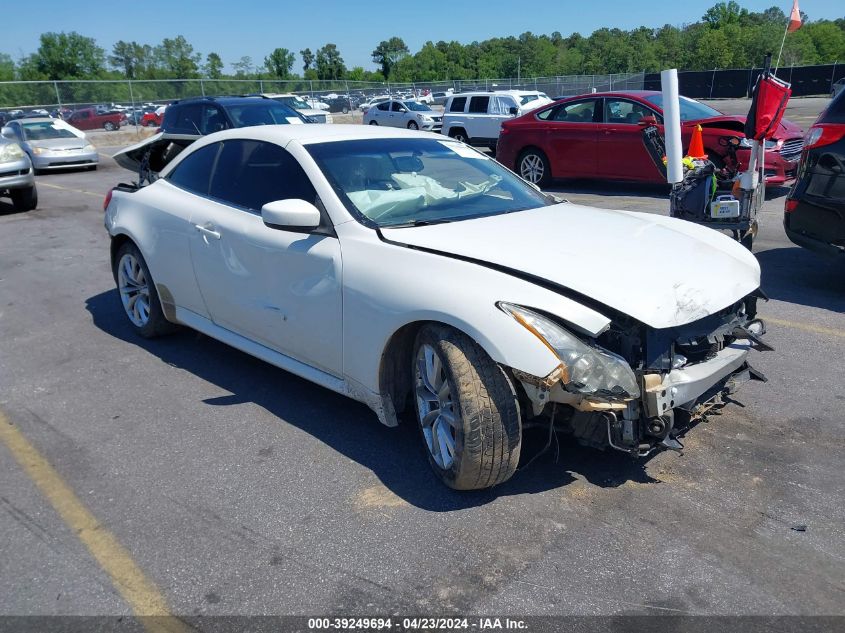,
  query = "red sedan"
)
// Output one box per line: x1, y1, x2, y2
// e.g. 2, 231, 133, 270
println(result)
496, 90, 804, 187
